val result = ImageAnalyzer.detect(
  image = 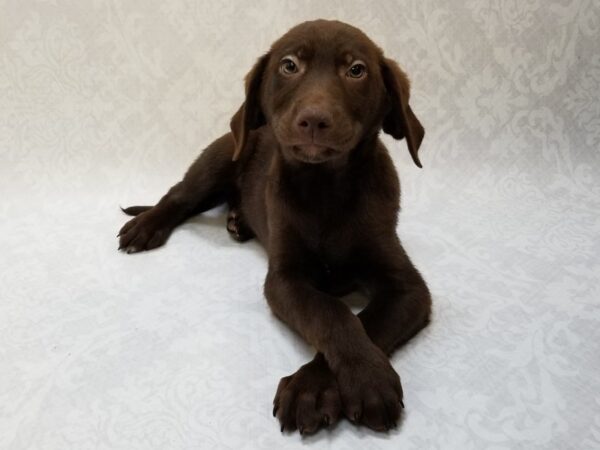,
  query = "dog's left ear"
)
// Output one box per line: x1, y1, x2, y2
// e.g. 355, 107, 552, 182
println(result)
381, 58, 425, 168
230, 53, 269, 161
